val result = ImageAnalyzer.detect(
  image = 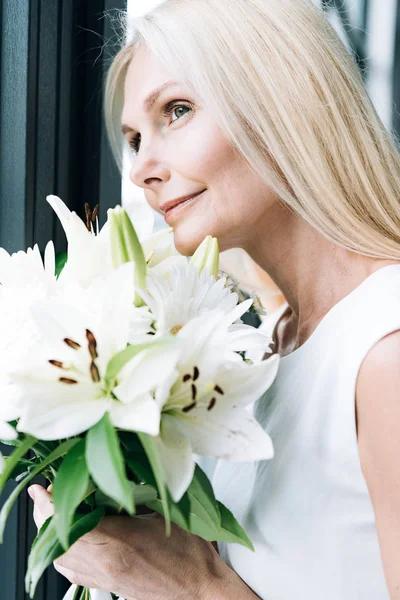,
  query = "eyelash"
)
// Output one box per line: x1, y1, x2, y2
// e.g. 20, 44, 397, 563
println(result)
128, 101, 192, 155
